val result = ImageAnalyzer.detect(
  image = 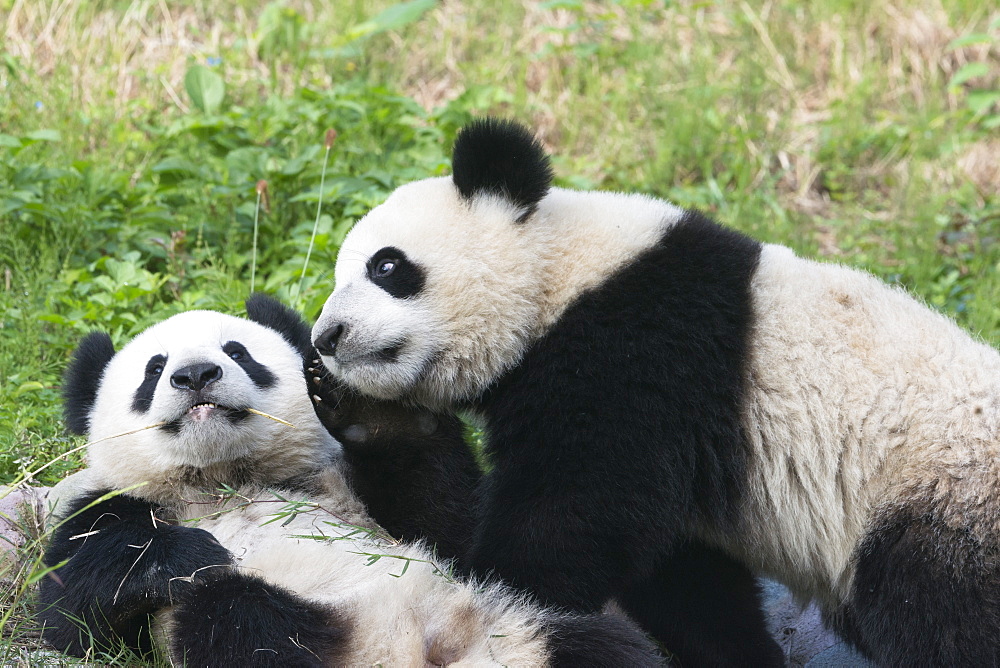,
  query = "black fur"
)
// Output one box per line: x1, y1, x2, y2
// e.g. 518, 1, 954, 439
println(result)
452, 117, 553, 221
63, 331, 116, 434
468, 210, 781, 663
38, 490, 233, 657
366, 246, 426, 299
836, 502, 1000, 666
245, 292, 314, 358
544, 614, 663, 667
169, 571, 352, 667
222, 341, 277, 388
131, 353, 166, 413
308, 359, 480, 562
618, 542, 782, 665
